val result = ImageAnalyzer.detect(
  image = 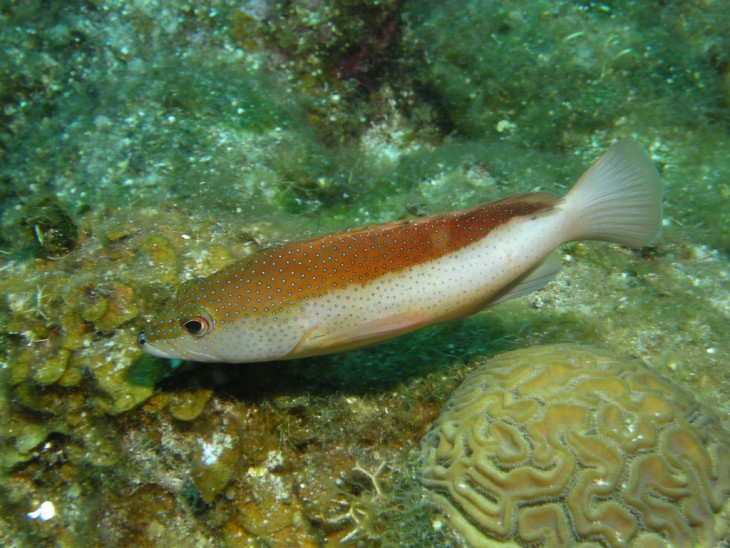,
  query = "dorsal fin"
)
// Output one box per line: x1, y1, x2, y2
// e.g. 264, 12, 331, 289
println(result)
486, 192, 563, 218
